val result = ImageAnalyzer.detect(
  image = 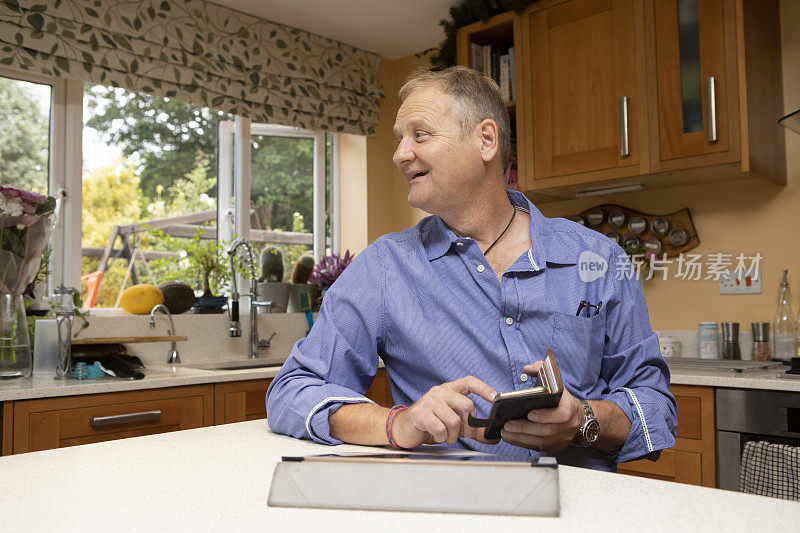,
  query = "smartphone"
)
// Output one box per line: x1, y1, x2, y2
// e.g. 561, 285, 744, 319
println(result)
468, 349, 564, 440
